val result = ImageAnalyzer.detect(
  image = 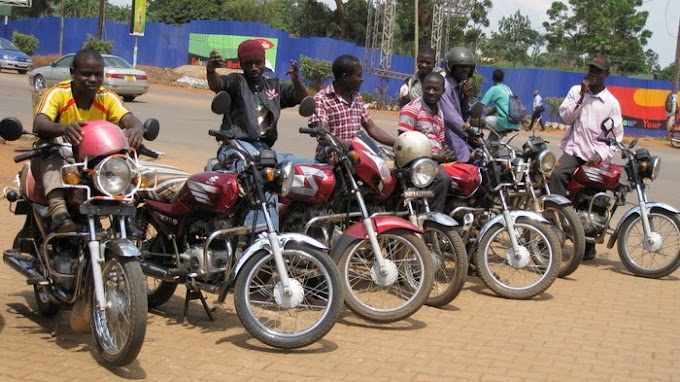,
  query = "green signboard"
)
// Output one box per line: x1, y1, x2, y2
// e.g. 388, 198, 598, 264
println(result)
188, 33, 279, 71
0, 6, 12, 17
